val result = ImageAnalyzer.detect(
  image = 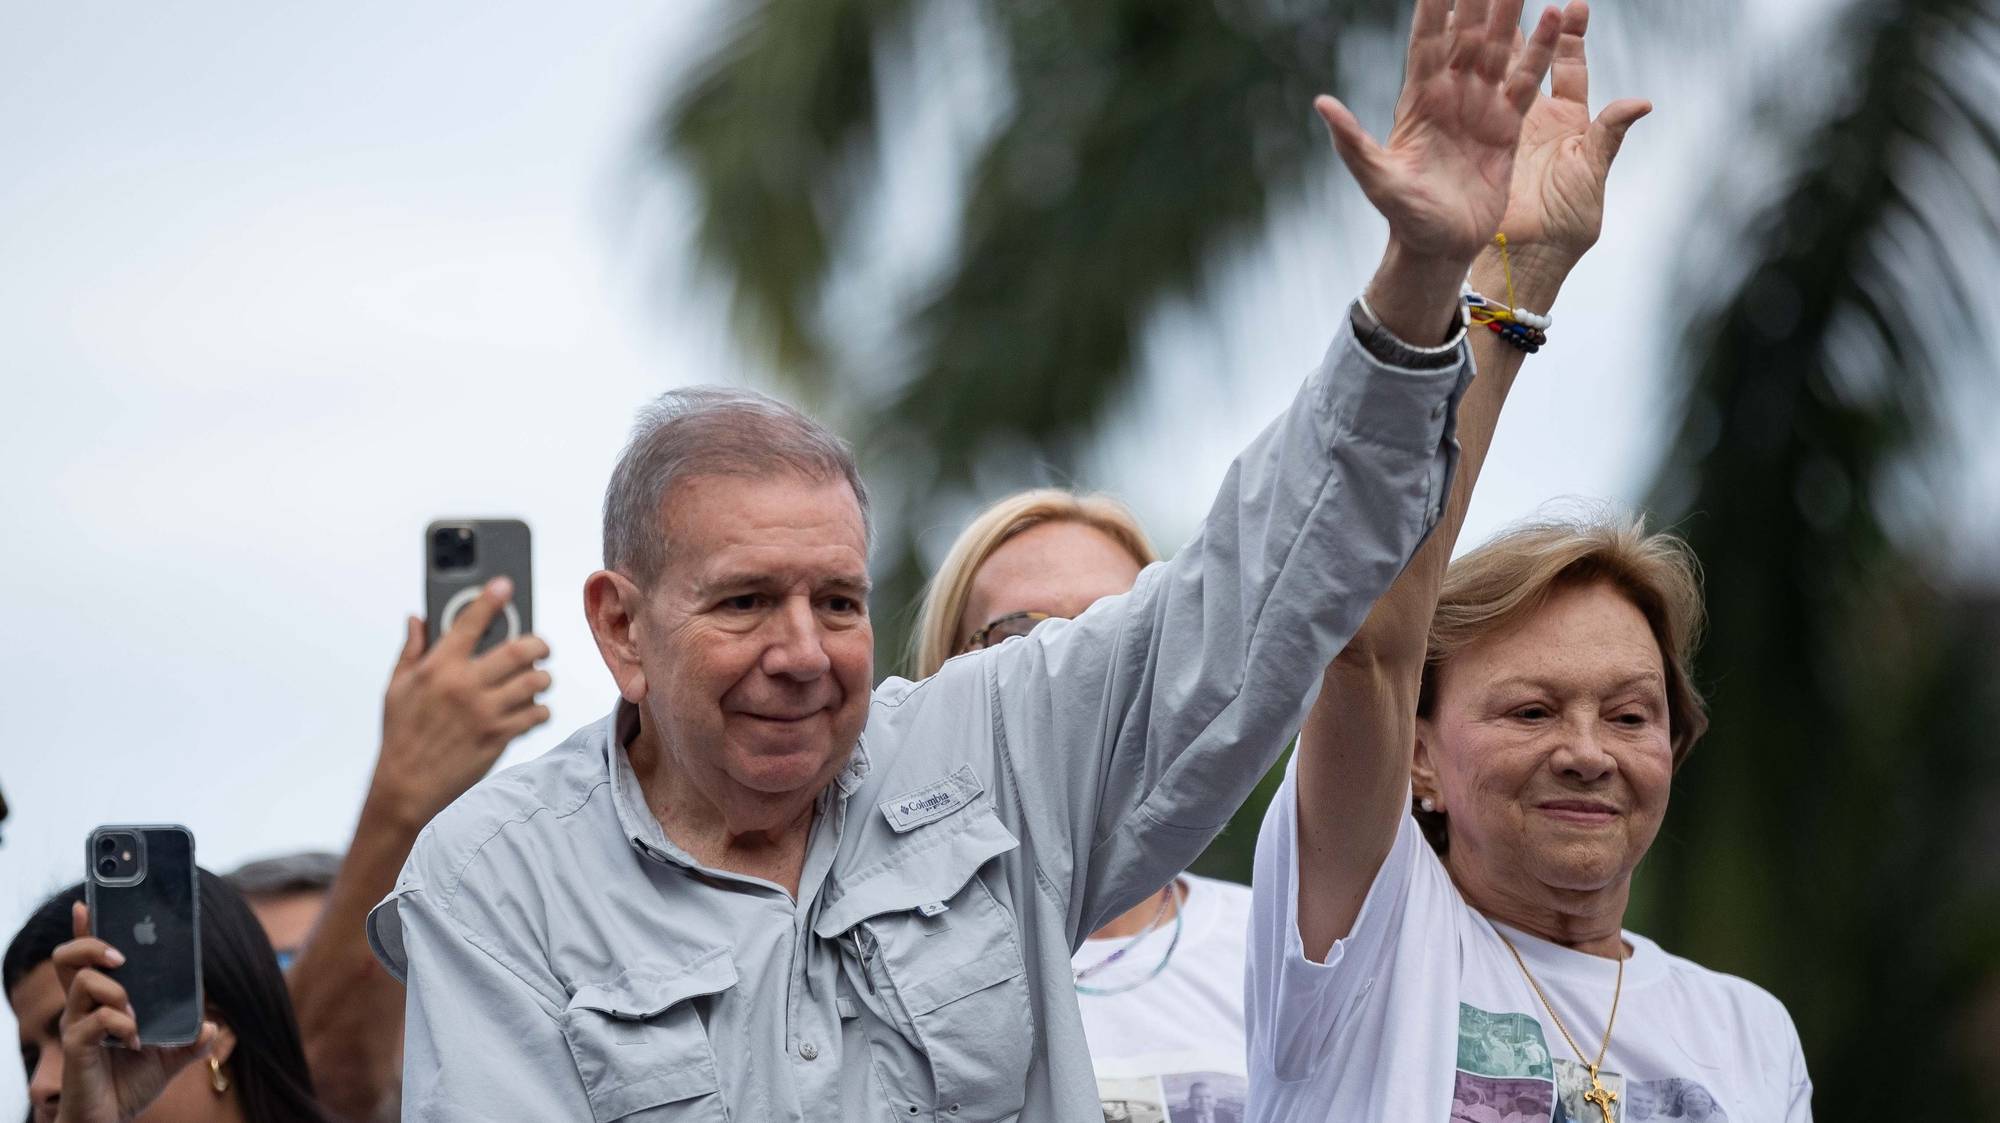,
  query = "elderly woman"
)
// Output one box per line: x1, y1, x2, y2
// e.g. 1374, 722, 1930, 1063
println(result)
913, 488, 1256, 1109
1242, 0, 1811, 1119
1246, 513, 1813, 1121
